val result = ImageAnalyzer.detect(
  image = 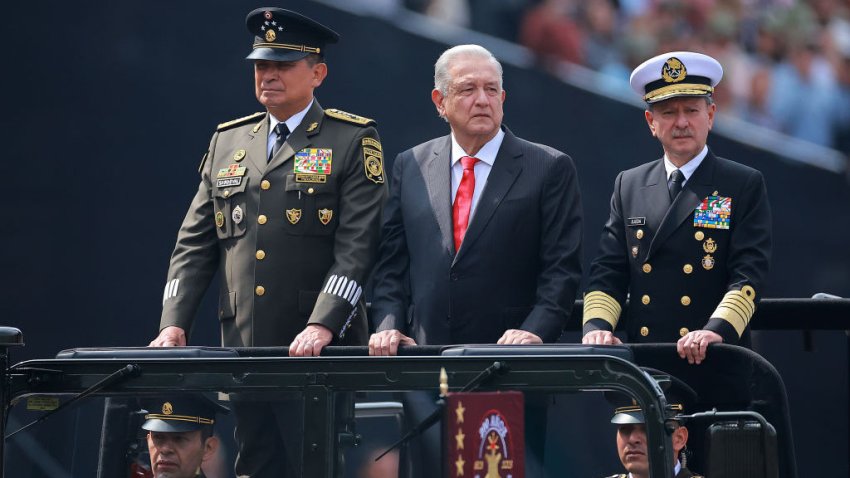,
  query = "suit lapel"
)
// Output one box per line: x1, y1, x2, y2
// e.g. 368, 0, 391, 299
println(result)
421, 136, 455, 257
453, 128, 522, 265
266, 101, 324, 174
647, 153, 716, 260
243, 113, 269, 175
640, 160, 672, 244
